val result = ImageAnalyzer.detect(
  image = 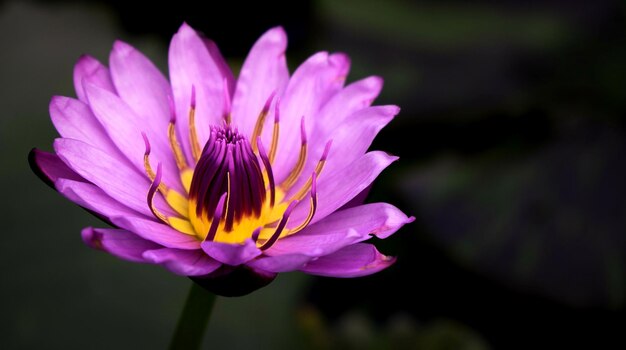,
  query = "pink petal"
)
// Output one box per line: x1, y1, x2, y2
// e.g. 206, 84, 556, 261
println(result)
201, 238, 262, 266
73, 55, 115, 102
112, 216, 201, 250
56, 178, 151, 221
291, 151, 398, 225
142, 248, 221, 276
49, 96, 127, 161
272, 52, 351, 181
299, 243, 395, 277
82, 227, 161, 263
267, 202, 413, 257
168, 23, 233, 159
84, 83, 184, 193
53, 138, 173, 218
231, 26, 289, 138
287, 105, 398, 196
28, 149, 83, 187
